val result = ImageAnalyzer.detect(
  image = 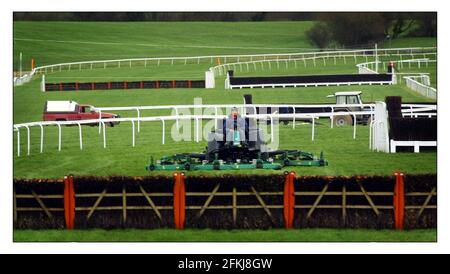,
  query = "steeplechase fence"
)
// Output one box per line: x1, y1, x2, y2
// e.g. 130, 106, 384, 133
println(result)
225, 72, 394, 89
43, 79, 205, 92
13, 172, 436, 230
